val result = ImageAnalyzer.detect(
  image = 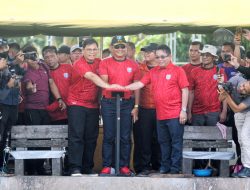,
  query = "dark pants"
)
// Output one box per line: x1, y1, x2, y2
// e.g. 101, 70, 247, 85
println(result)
133, 107, 161, 172
192, 112, 219, 126
157, 118, 184, 173
101, 97, 134, 168
0, 104, 18, 165
24, 109, 51, 175
67, 105, 99, 173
